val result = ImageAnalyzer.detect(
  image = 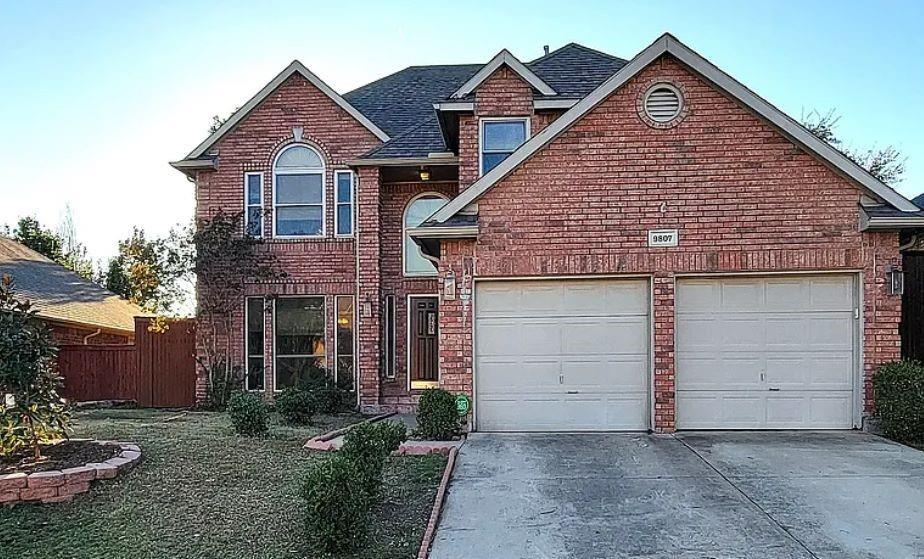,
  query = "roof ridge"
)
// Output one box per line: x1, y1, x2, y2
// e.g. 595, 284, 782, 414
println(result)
529, 42, 625, 65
